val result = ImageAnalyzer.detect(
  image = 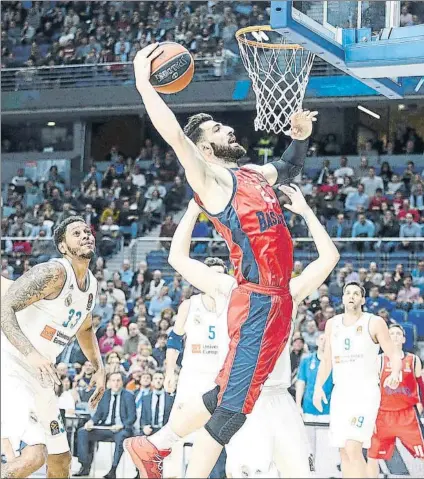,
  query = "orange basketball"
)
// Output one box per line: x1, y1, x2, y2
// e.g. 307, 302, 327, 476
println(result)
150, 42, 194, 94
